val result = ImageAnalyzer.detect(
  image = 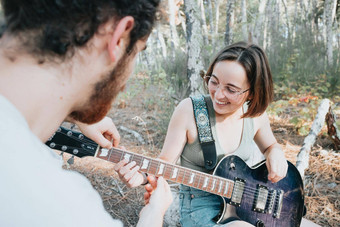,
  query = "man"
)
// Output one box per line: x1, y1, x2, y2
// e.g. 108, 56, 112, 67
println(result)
0, 0, 172, 226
